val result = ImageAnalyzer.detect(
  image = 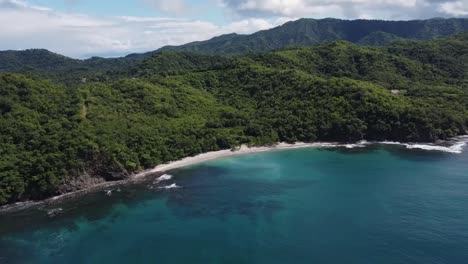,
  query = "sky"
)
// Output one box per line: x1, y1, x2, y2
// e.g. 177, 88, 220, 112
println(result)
0, 0, 467, 58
